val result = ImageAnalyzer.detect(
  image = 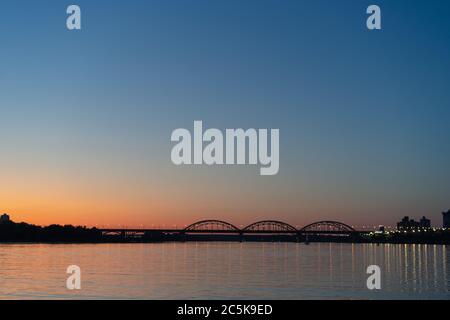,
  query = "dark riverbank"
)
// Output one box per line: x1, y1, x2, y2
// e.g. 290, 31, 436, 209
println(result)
0, 221, 101, 243
1, 221, 449, 244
